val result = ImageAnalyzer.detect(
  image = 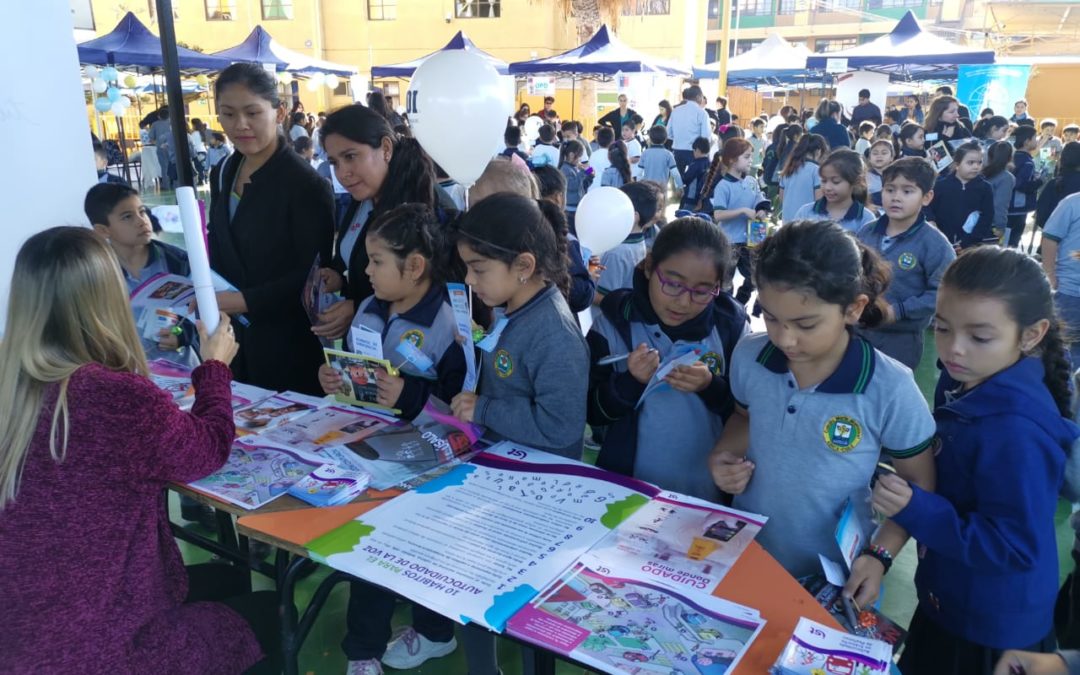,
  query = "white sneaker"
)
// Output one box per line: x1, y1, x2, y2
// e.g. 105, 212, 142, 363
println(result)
380, 626, 458, 670
346, 658, 383, 675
